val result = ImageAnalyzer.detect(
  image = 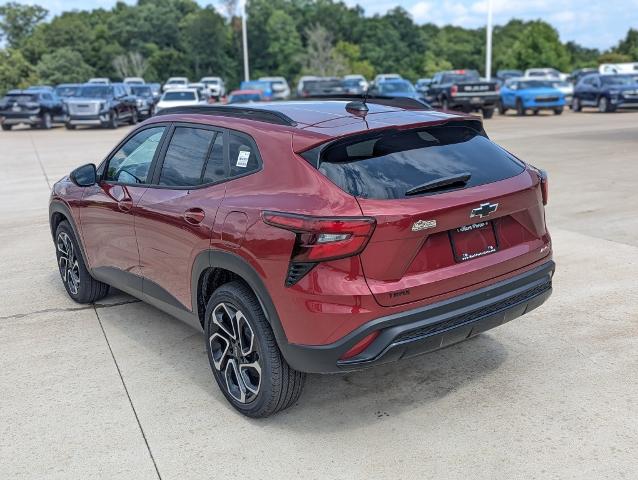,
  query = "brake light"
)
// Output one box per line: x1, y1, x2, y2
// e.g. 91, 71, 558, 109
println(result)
495, 83, 500, 93
450, 84, 458, 96
263, 211, 376, 263
340, 331, 380, 360
539, 169, 549, 205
